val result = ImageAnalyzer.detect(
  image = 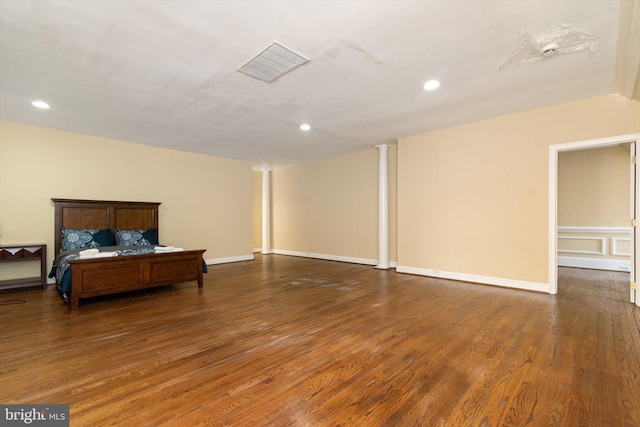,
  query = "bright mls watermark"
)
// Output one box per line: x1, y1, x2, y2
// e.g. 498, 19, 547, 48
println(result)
1, 405, 69, 426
